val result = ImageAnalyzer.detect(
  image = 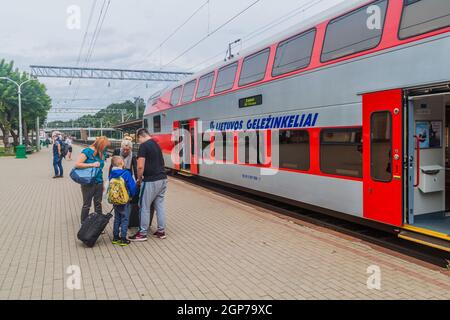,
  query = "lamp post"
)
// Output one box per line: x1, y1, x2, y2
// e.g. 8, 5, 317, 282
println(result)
0, 76, 33, 158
